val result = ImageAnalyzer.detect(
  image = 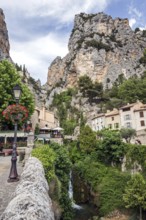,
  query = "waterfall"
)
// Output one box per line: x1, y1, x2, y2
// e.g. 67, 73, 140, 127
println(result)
69, 171, 83, 210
